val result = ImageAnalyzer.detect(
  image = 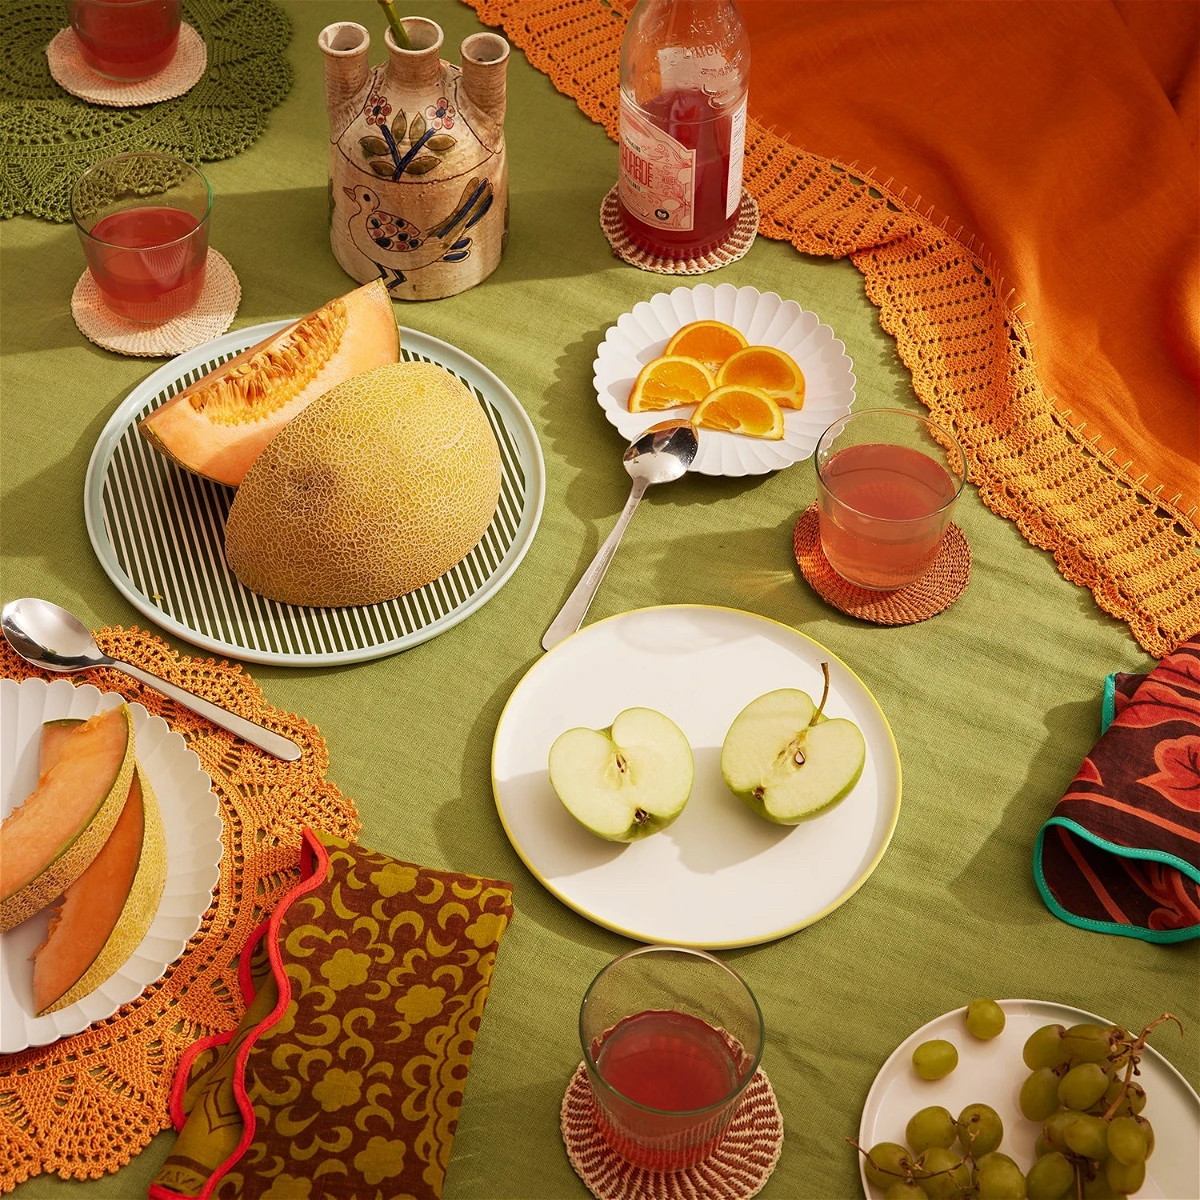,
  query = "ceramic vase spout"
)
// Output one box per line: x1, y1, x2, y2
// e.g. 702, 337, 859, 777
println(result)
320, 17, 510, 301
